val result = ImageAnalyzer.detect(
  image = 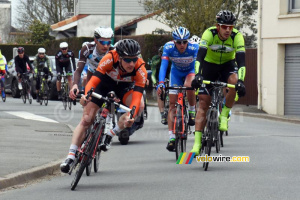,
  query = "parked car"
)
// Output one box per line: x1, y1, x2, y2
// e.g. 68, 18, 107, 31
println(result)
4, 56, 78, 100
